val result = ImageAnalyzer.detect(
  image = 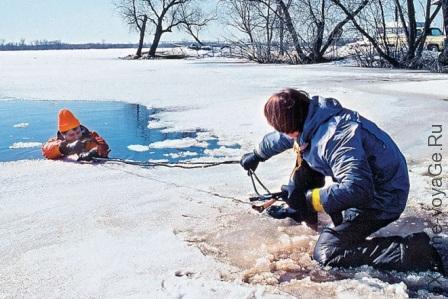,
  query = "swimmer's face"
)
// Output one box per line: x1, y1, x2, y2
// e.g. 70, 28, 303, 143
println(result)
63, 126, 82, 142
